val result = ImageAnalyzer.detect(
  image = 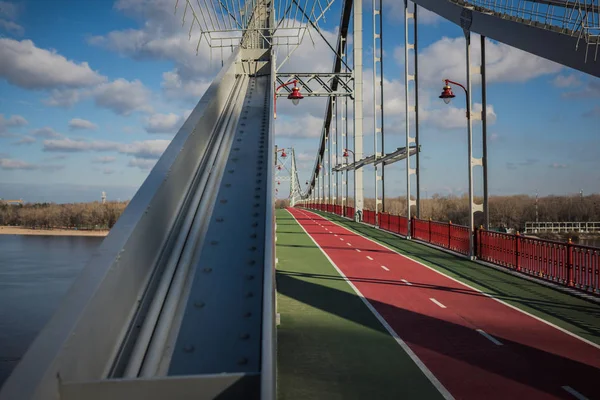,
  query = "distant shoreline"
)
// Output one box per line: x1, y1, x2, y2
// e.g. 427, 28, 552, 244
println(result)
0, 226, 109, 237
